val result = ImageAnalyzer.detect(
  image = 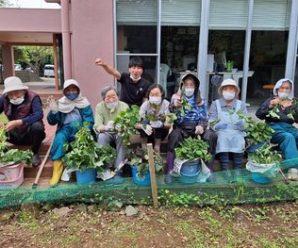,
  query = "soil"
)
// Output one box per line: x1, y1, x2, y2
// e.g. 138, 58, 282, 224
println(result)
0, 201, 297, 248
